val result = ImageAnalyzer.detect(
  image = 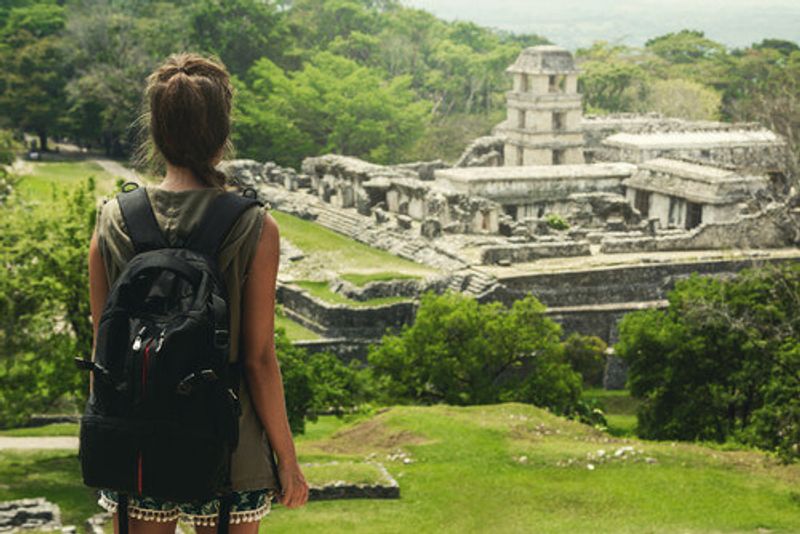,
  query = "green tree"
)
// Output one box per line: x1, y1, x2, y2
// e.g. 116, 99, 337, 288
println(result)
0, 177, 97, 427
189, 0, 287, 77
722, 47, 800, 181
576, 42, 649, 114
563, 333, 607, 388
62, 0, 194, 155
367, 291, 590, 420
641, 78, 722, 120
616, 265, 800, 462
0, 3, 70, 150
235, 52, 429, 166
